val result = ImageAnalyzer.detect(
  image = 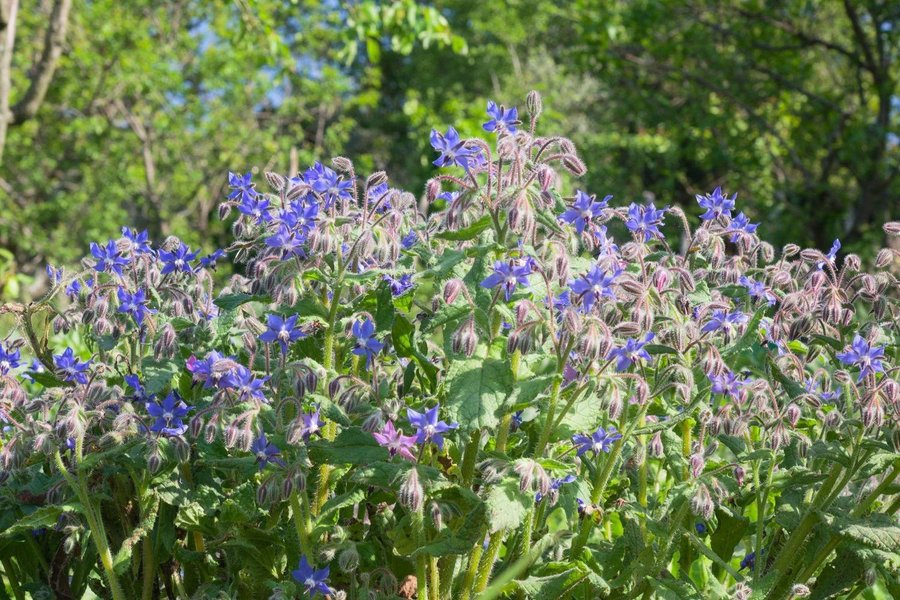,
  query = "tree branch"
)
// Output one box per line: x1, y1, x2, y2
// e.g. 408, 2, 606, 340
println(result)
9, 0, 73, 124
